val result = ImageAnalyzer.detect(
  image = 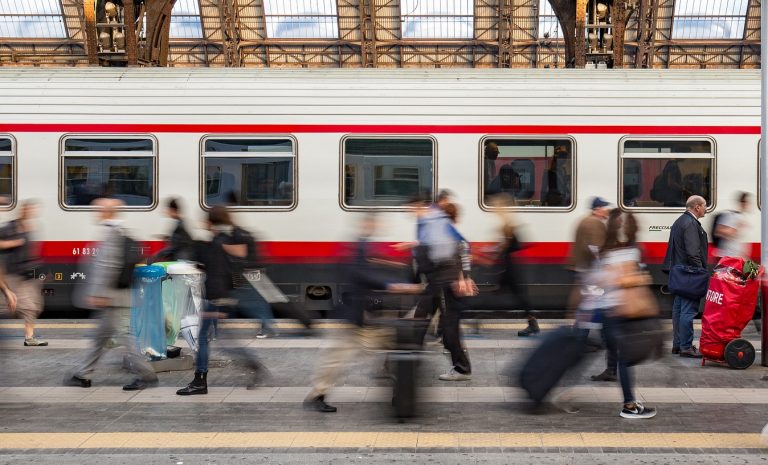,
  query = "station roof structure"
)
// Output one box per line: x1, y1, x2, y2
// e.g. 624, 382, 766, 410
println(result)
0, 0, 761, 69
